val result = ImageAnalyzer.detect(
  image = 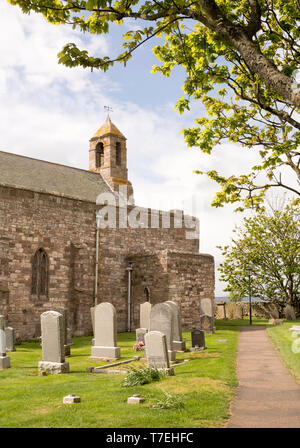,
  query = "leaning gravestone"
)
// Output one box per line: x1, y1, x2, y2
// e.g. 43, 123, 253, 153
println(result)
38, 311, 69, 375
144, 330, 174, 375
0, 316, 10, 369
150, 302, 176, 361
5, 327, 15, 352
284, 304, 296, 321
191, 329, 206, 350
165, 301, 186, 351
267, 303, 280, 319
90, 302, 120, 360
200, 314, 214, 334
140, 302, 152, 330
